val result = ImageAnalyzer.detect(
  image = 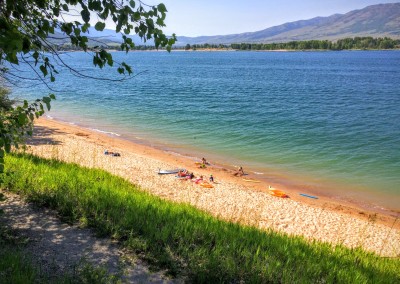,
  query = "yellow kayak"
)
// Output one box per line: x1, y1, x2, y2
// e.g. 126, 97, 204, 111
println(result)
200, 183, 214, 188
269, 189, 288, 198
